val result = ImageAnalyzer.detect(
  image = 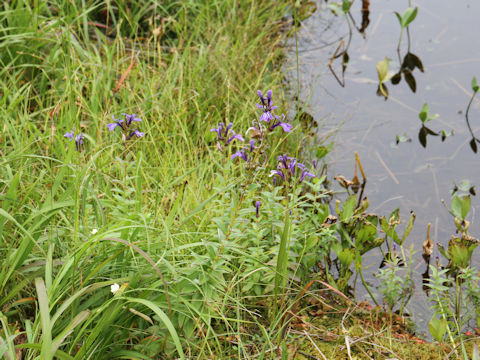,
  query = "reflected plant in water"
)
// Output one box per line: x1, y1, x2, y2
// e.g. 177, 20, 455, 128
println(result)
417, 103, 453, 148
465, 76, 480, 153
